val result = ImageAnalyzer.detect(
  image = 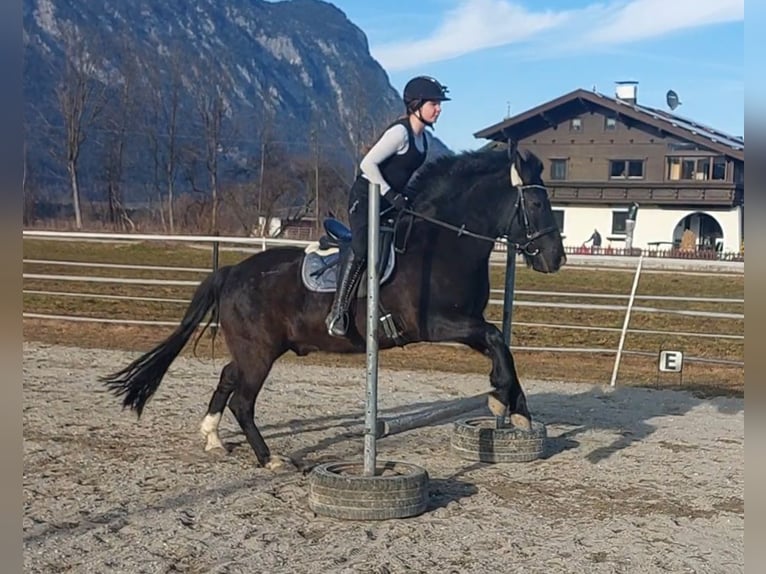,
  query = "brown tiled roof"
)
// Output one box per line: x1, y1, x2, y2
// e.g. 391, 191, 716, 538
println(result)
474, 88, 744, 162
